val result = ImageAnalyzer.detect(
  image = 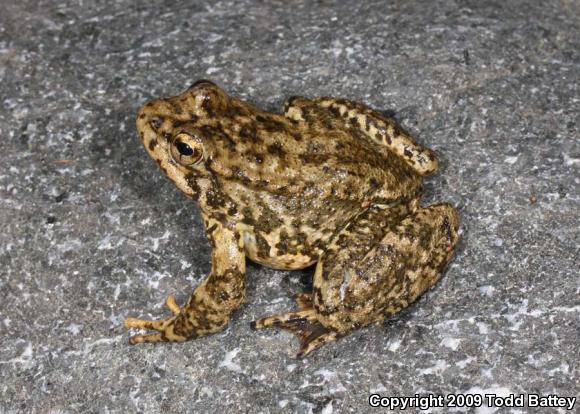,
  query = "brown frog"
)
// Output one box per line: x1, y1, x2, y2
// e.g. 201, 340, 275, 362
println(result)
124, 80, 459, 357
